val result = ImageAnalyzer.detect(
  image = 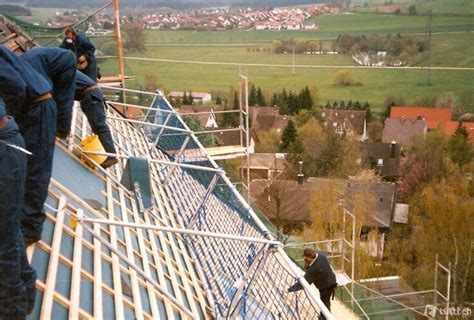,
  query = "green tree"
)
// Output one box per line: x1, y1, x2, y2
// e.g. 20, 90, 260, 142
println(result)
408, 4, 417, 15
256, 87, 266, 106
248, 84, 258, 106
298, 86, 313, 110
215, 95, 222, 105
123, 22, 146, 52
271, 93, 278, 107
333, 70, 359, 86
448, 122, 473, 167
279, 120, 298, 152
